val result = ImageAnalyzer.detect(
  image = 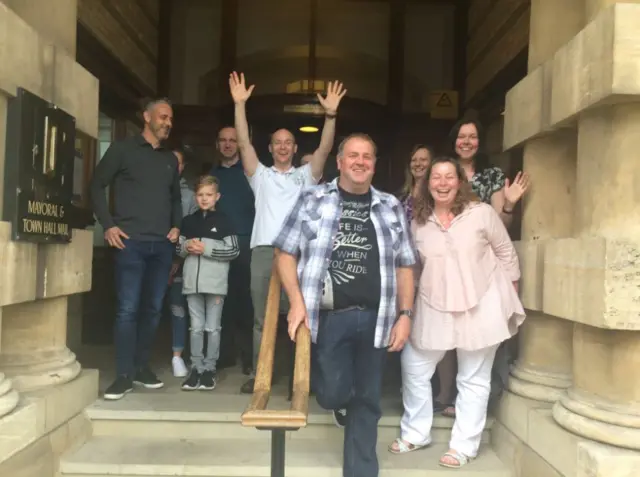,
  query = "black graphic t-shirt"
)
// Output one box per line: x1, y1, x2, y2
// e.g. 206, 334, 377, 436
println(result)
321, 187, 381, 311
